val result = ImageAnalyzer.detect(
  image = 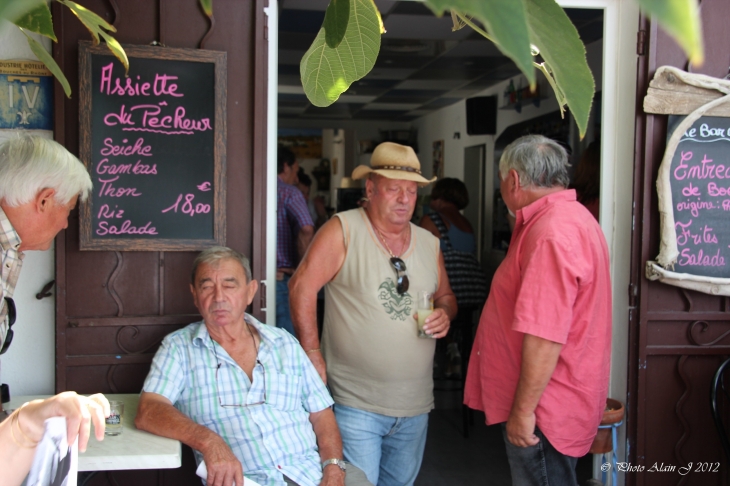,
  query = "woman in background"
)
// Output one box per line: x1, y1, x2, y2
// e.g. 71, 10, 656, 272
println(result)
420, 178, 484, 378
